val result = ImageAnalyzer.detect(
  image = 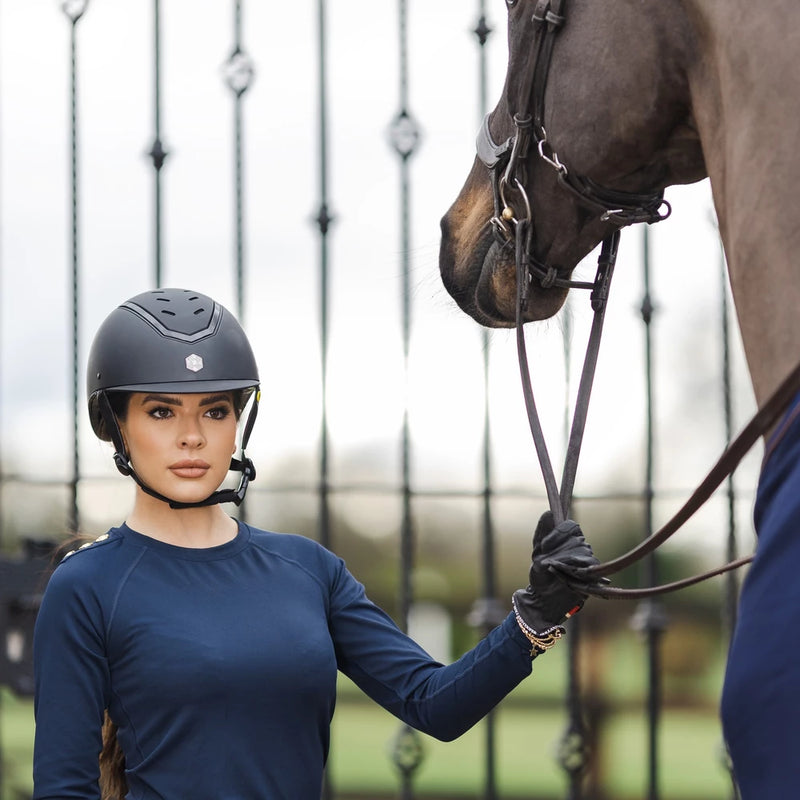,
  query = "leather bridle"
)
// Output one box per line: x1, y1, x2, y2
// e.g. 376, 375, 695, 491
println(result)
474, 0, 800, 598
475, 0, 670, 292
